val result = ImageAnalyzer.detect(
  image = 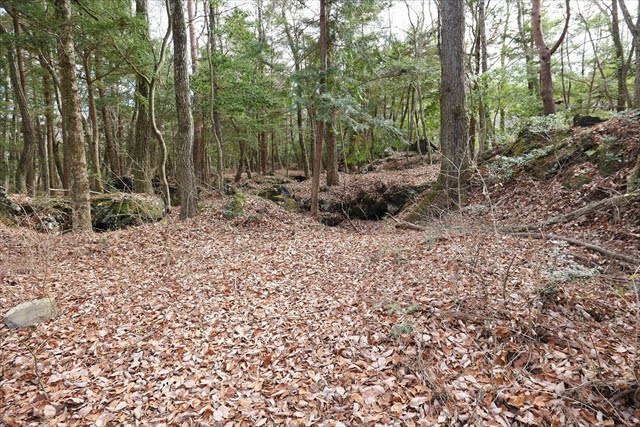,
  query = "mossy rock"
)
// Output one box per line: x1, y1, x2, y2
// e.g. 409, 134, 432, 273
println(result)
222, 192, 247, 220
504, 128, 572, 157
92, 195, 166, 231
592, 138, 624, 177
